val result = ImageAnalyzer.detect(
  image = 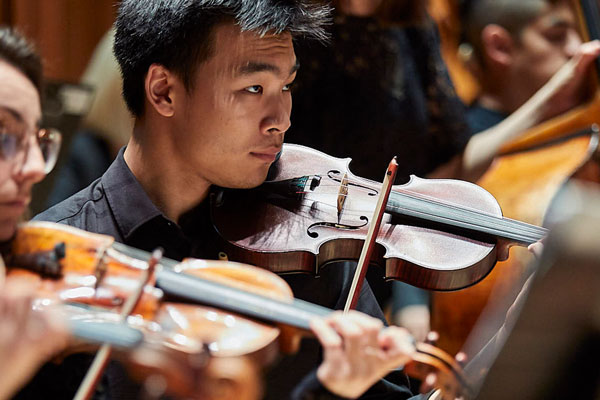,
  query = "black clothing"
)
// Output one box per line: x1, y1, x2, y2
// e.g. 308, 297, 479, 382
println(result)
466, 103, 507, 135
34, 149, 421, 400
46, 130, 114, 208
289, 14, 470, 184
